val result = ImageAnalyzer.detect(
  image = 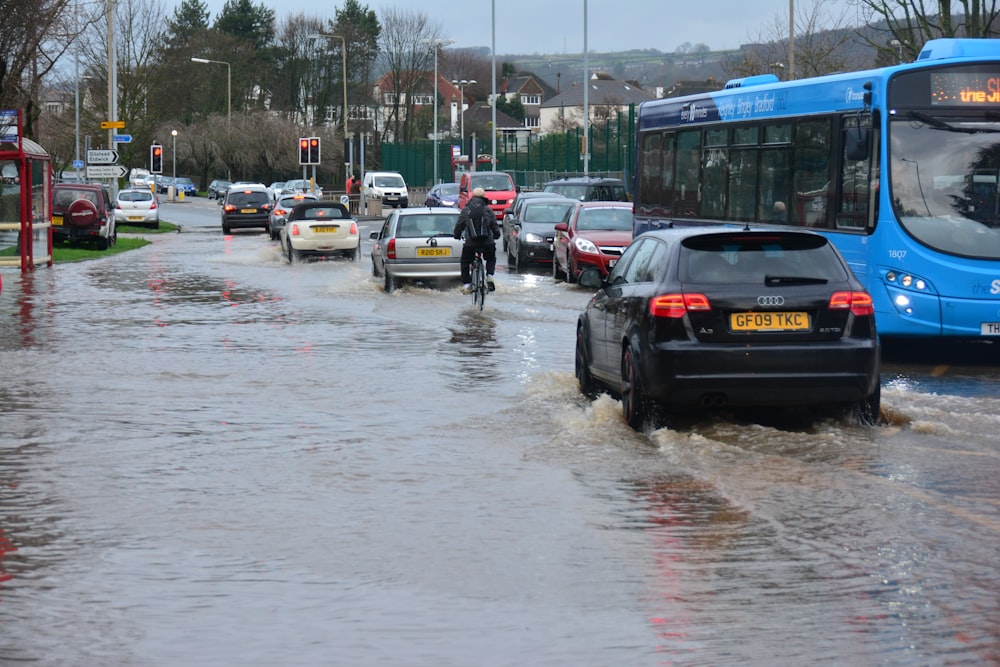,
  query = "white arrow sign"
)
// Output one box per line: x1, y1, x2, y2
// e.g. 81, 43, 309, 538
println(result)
86, 165, 128, 179
87, 149, 120, 164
